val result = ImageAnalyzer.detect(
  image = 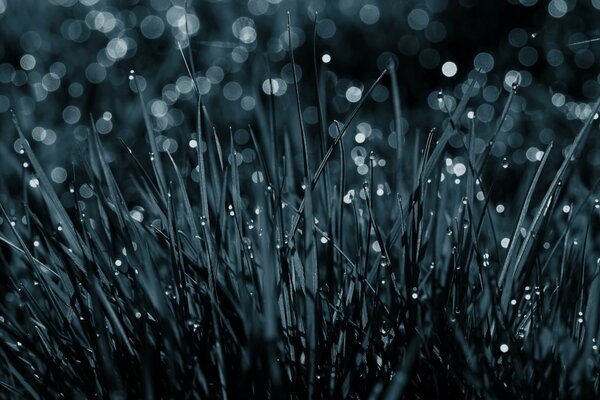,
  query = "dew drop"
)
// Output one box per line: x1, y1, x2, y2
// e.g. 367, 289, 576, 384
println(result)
511, 81, 519, 93
380, 256, 389, 268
